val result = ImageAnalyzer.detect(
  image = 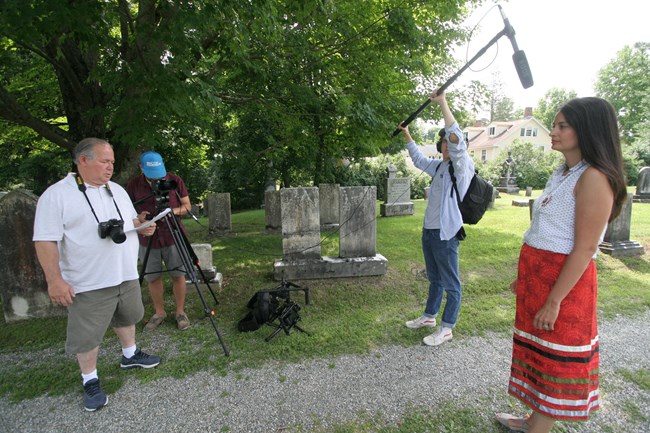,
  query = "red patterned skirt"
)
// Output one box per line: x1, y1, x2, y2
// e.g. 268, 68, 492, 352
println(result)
508, 243, 600, 420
